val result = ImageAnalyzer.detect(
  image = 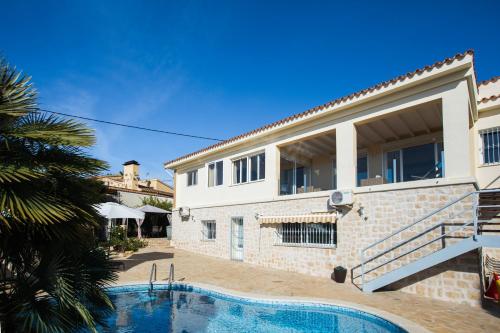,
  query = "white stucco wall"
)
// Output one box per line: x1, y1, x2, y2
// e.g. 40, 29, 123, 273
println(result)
474, 107, 500, 188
